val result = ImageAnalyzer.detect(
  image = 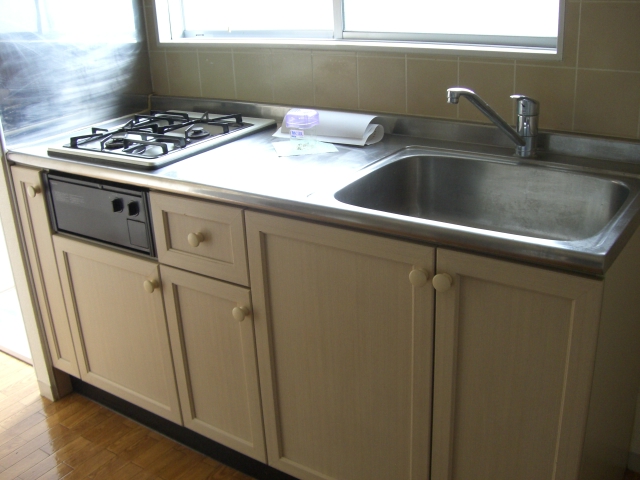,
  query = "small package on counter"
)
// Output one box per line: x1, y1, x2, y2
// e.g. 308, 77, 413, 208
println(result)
273, 109, 386, 147
272, 139, 339, 157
